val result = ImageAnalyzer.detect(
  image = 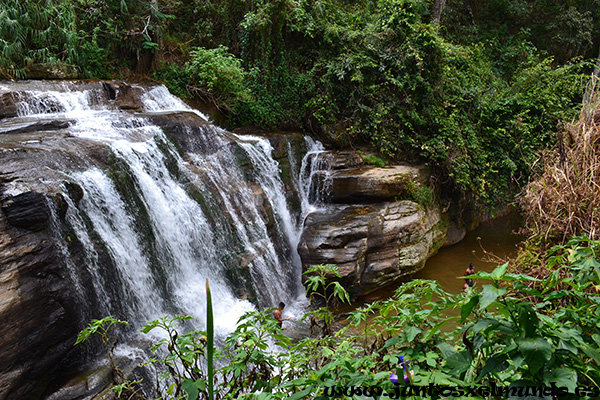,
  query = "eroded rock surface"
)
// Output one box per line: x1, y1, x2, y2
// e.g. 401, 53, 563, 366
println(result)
0, 191, 78, 399
314, 164, 430, 203
298, 201, 446, 298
